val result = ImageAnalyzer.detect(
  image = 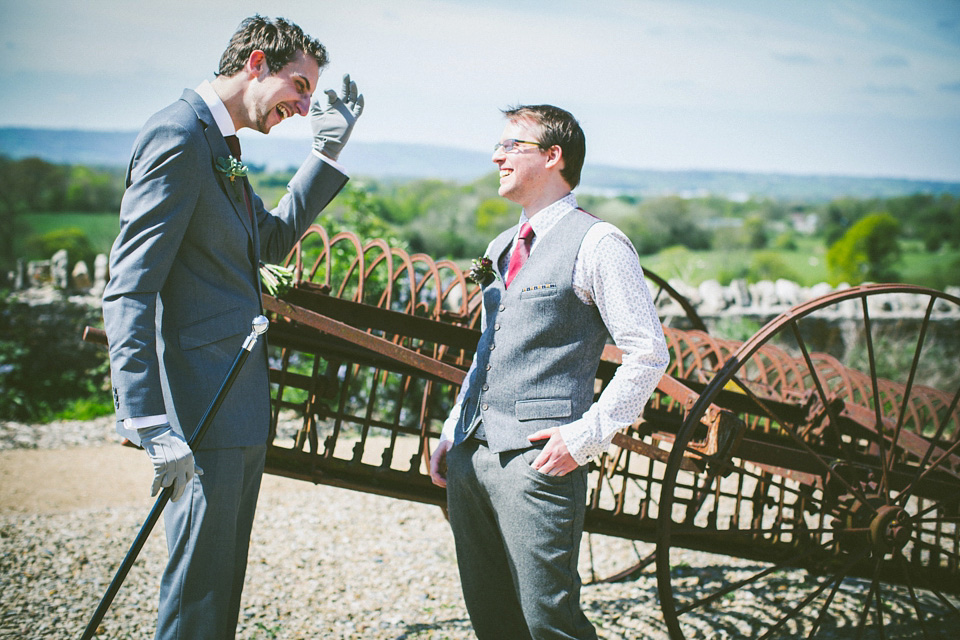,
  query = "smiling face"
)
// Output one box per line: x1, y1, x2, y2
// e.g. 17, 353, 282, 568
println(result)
247, 50, 319, 134
493, 118, 550, 206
